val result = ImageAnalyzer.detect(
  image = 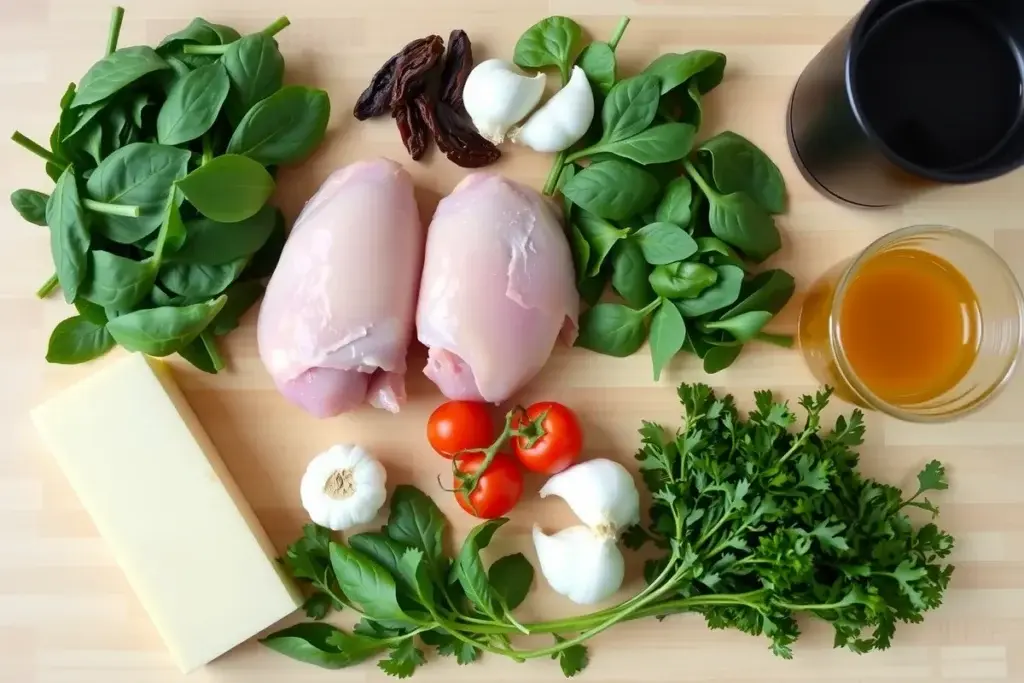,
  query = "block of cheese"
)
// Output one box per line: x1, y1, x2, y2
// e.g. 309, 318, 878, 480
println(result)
31, 353, 302, 673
